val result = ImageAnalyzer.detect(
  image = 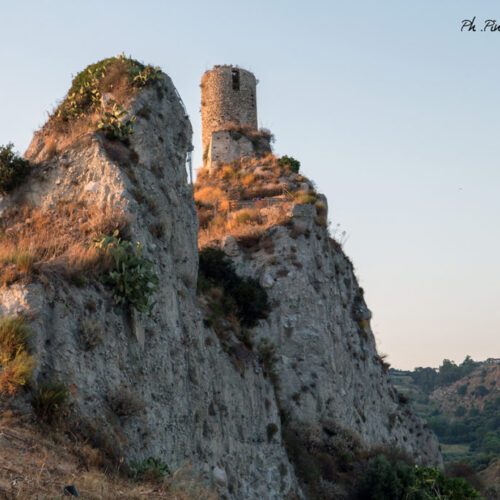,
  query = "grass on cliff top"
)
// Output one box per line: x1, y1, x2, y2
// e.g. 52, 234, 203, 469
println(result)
195, 153, 325, 248
38, 54, 161, 157
55, 54, 161, 121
